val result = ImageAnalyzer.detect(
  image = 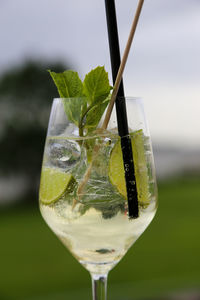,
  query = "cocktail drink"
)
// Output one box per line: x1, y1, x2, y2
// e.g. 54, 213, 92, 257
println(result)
39, 93, 157, 299
39, 0, 152, 297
